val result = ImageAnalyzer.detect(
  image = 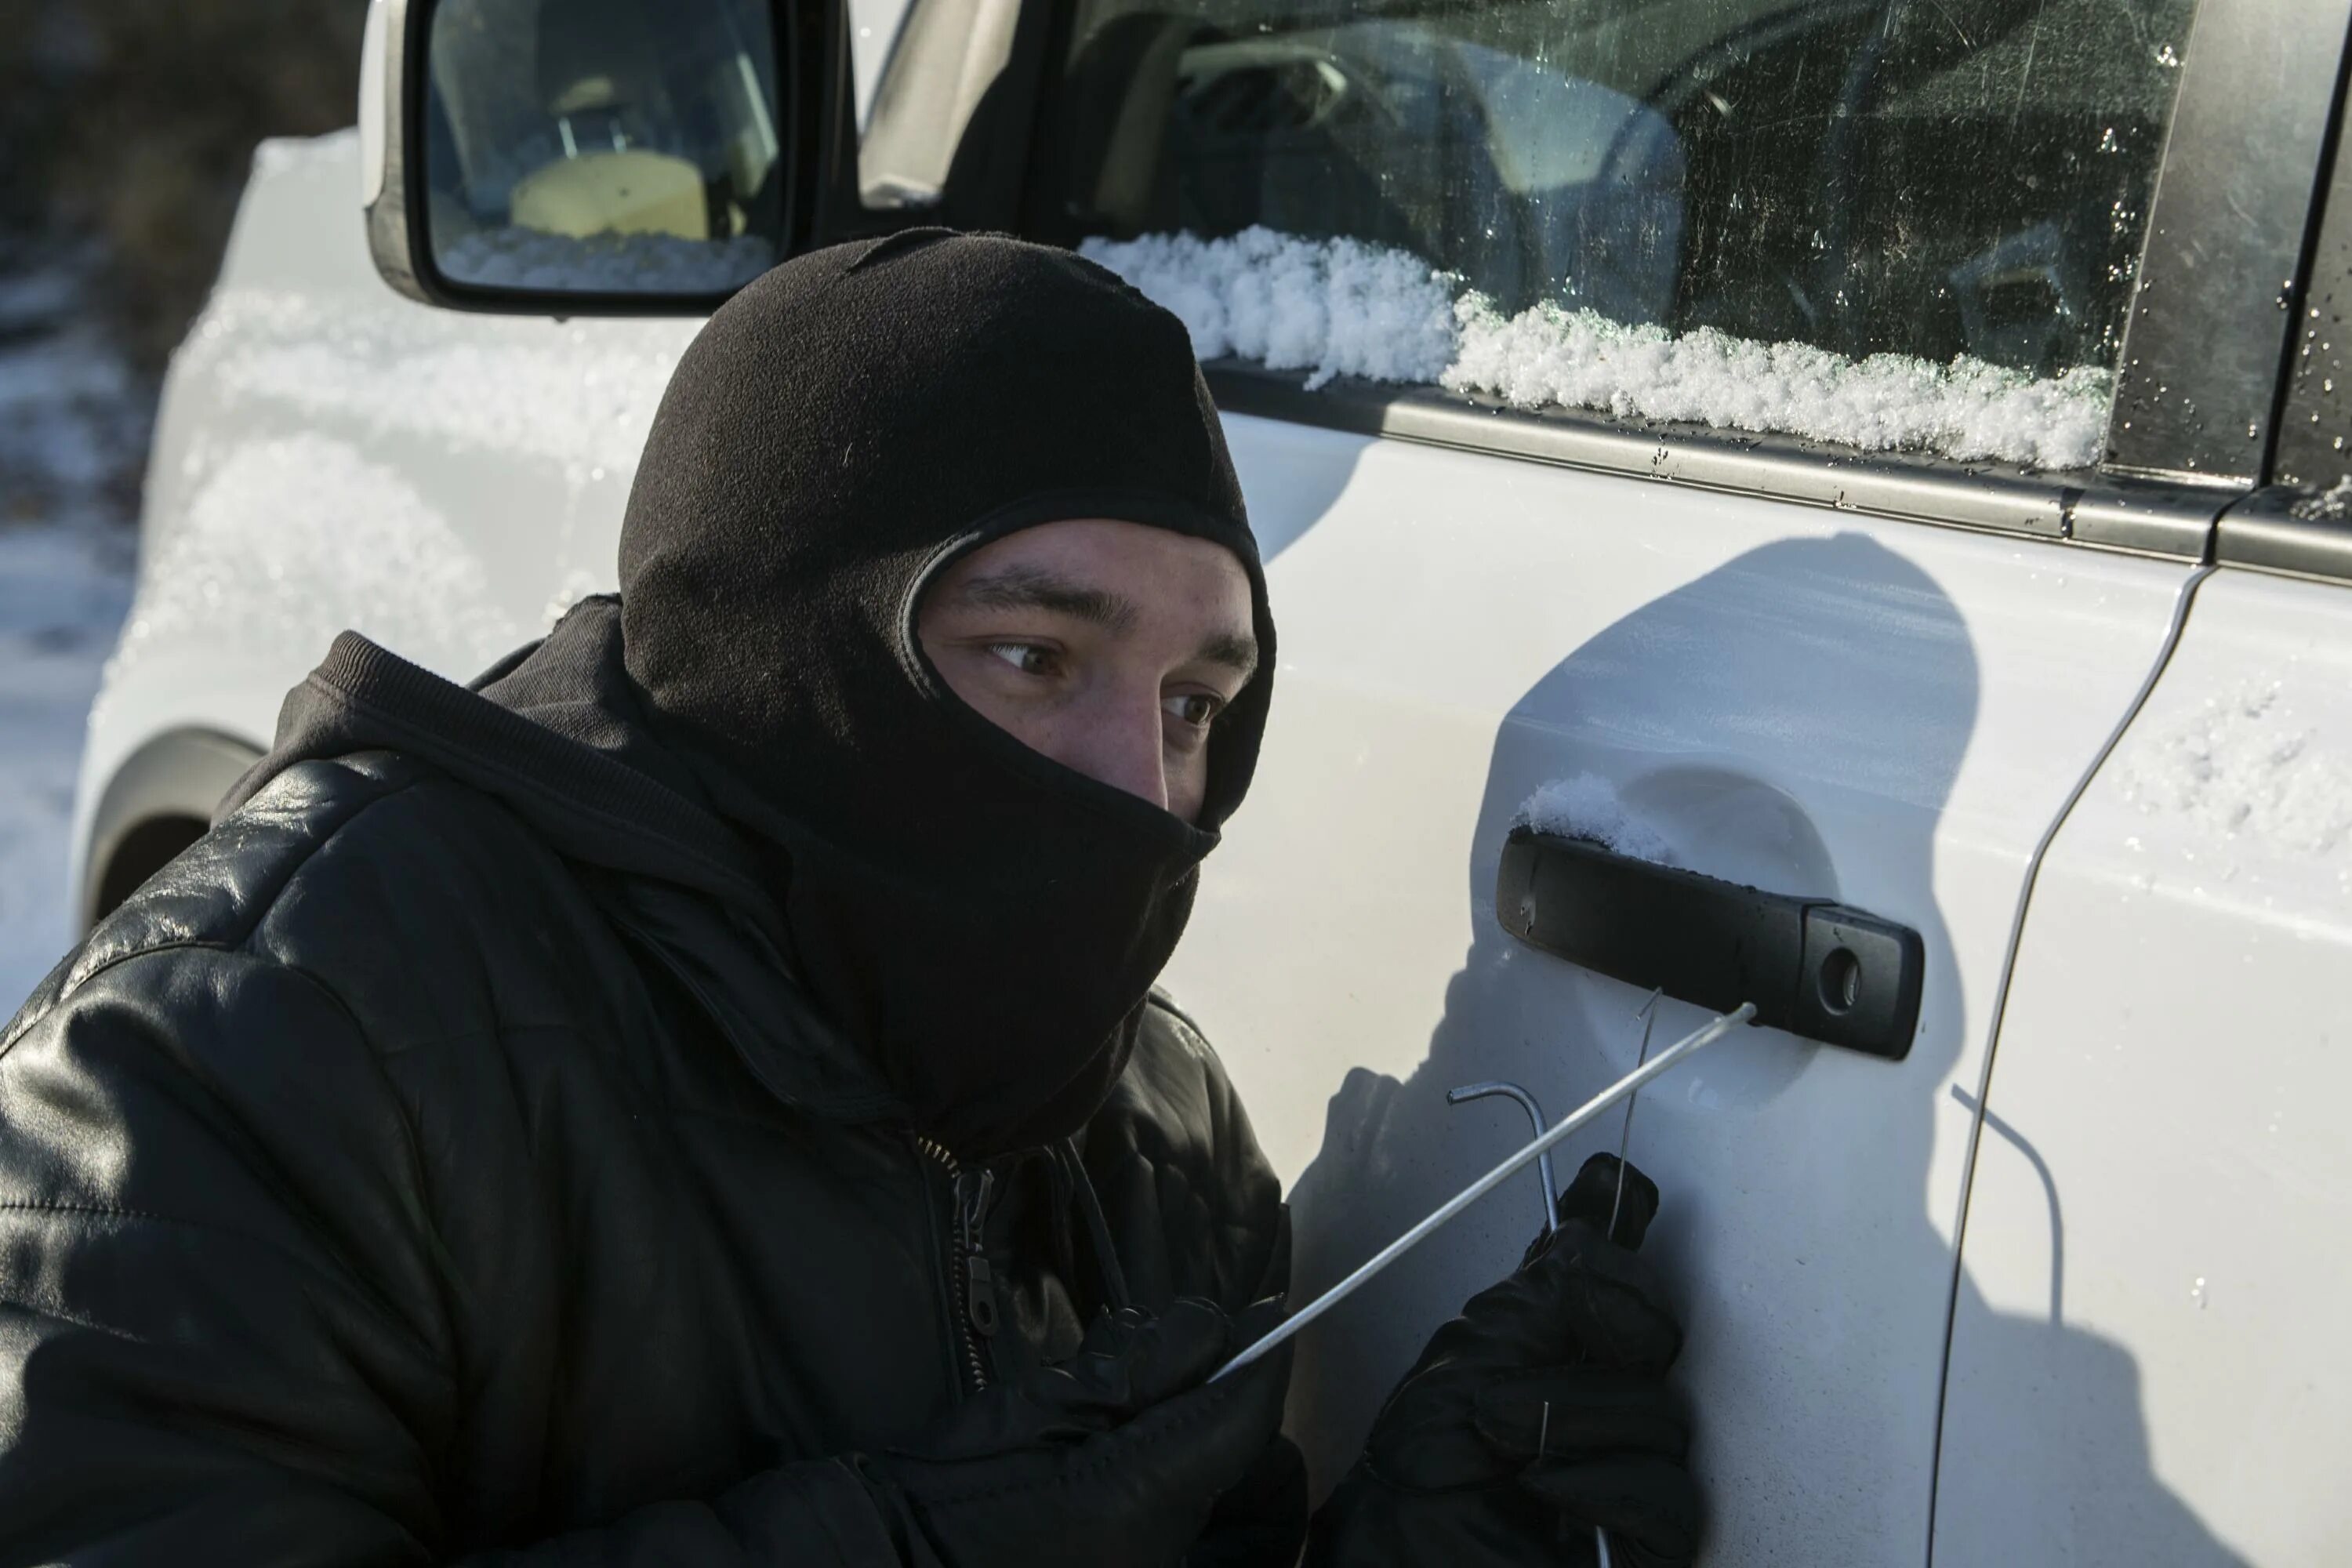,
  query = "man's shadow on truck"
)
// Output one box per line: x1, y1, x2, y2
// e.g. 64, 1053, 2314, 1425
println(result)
1283, 531, 2241, 1565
